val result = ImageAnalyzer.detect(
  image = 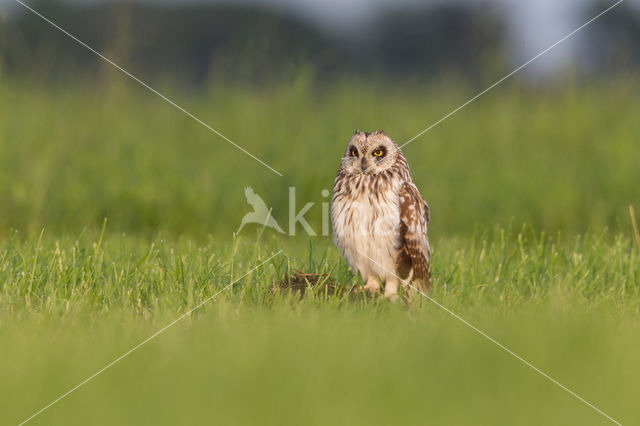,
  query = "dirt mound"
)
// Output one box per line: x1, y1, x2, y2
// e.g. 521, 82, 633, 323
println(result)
272, 271, 345, 298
